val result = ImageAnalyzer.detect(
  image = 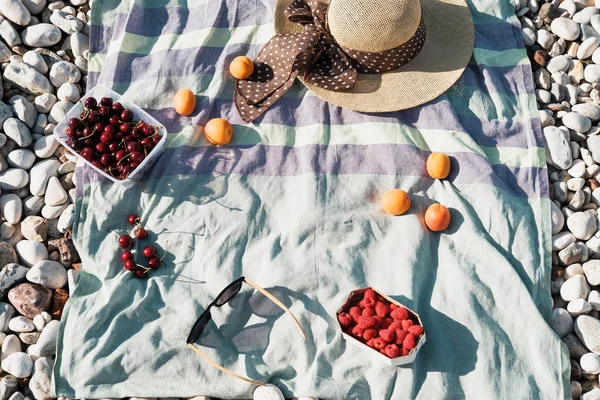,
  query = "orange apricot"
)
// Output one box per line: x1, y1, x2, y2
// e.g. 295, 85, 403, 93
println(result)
426, 152, 451, 180
173, 89, 196, 116
204, 118, 233, 146
424, 204, 451, 232
381, 189, 411, 216
230, 56, 254, 80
